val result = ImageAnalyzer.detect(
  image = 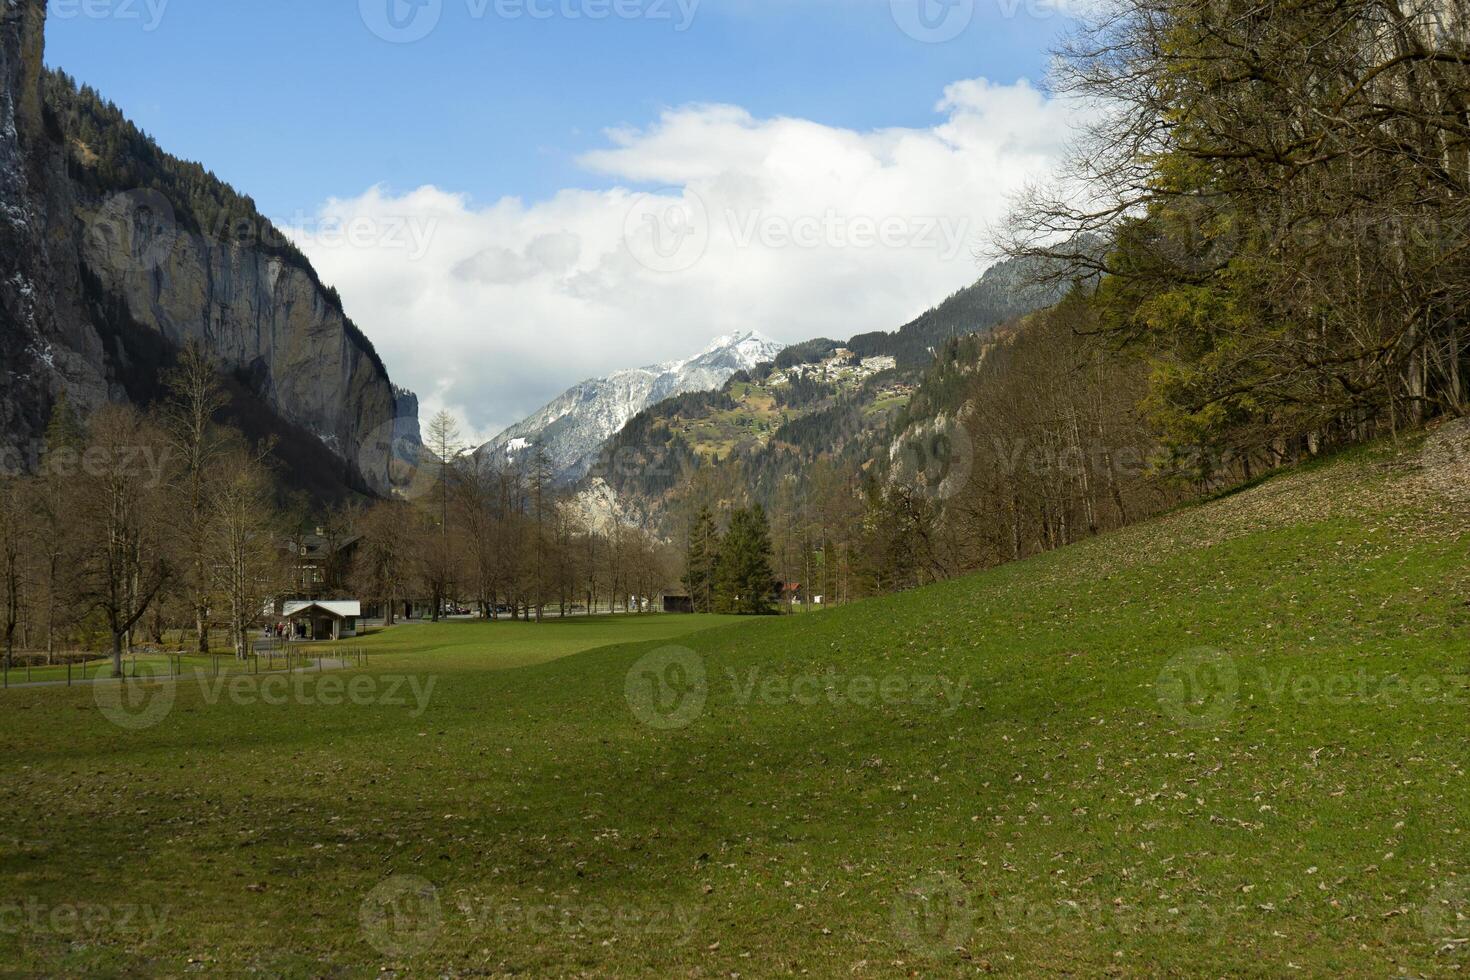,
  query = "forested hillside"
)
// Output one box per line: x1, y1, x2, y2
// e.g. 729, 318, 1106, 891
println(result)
585, 252, 1074, 540
847, 251, 1074, 366
1006, 0, 1468, 458
635, 0, 1470, 610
